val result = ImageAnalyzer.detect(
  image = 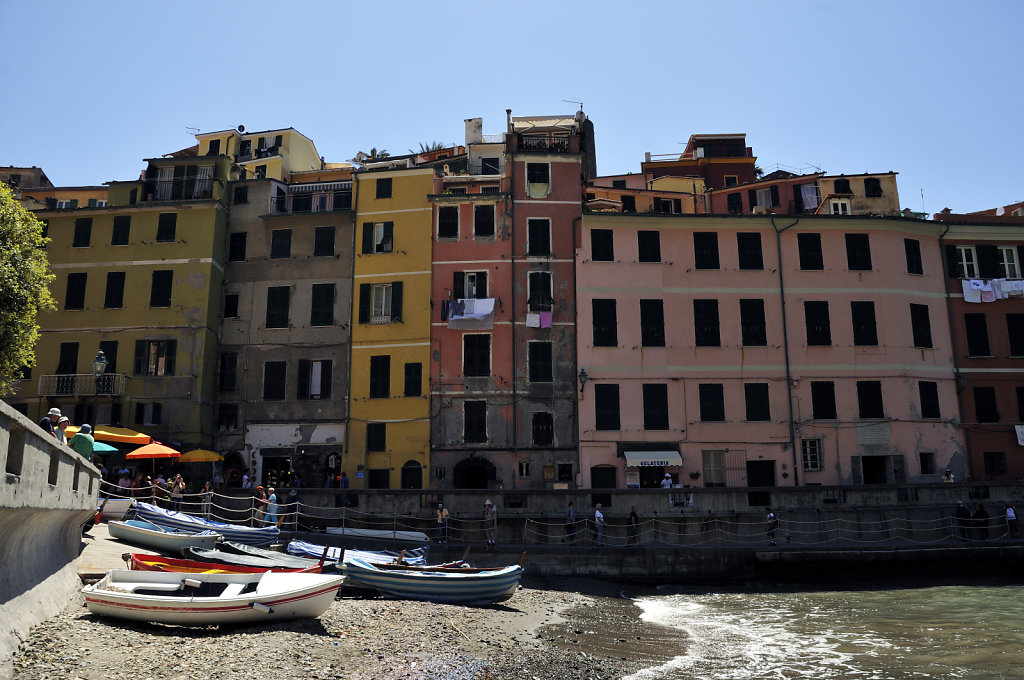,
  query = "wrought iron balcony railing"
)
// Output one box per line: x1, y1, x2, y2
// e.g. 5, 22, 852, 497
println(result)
37, 373, 128, 397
